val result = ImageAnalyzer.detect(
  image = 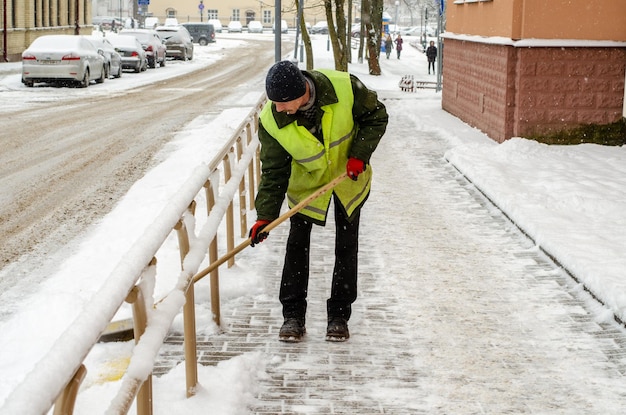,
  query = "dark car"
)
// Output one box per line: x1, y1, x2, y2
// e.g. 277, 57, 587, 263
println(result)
155, 26, 194, 60
120, 29, 167, 68
181, 23, 216, 46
